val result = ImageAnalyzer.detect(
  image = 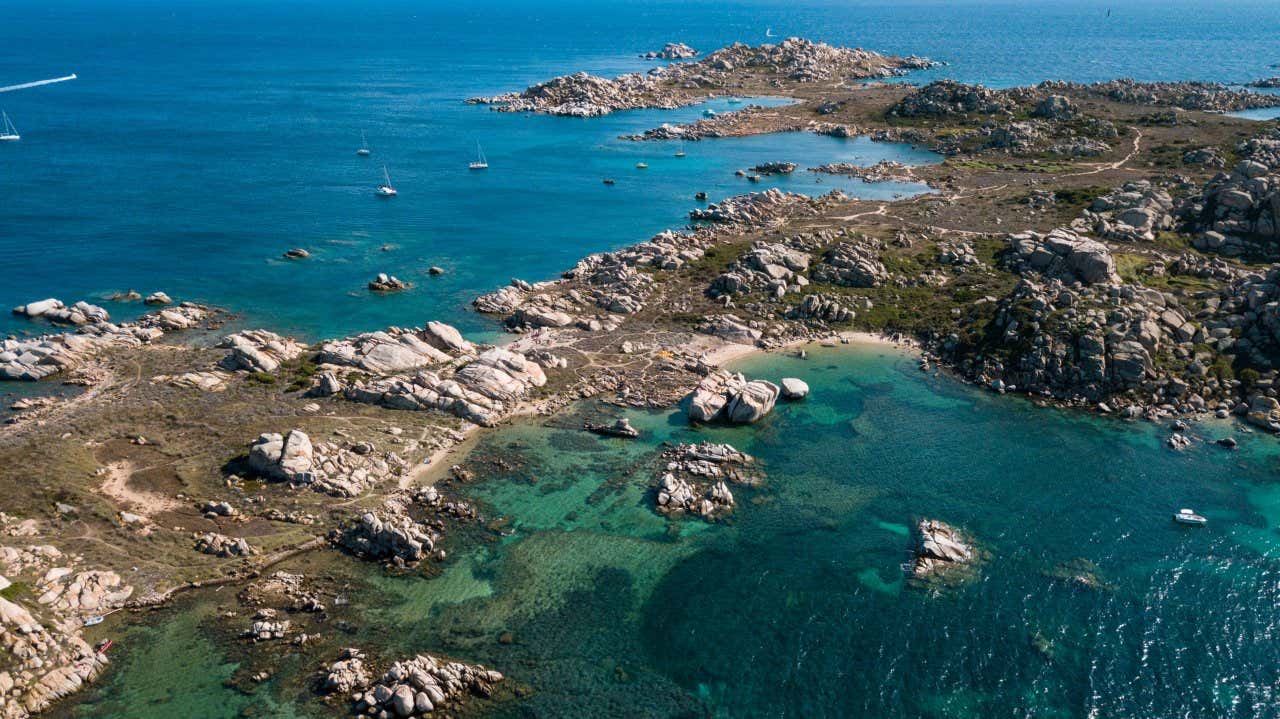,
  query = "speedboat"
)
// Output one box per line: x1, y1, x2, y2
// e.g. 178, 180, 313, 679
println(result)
1173, 508, 1207, 526
635, 162, 648, 169
602, 178, 615, 185
376, 165, 397, 197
